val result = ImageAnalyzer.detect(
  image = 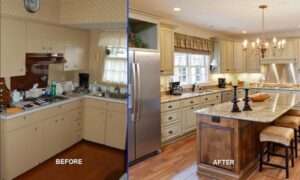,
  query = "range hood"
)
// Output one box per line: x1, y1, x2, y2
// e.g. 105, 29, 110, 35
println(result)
261, 58, 297, 64
26, 53, 67, 65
